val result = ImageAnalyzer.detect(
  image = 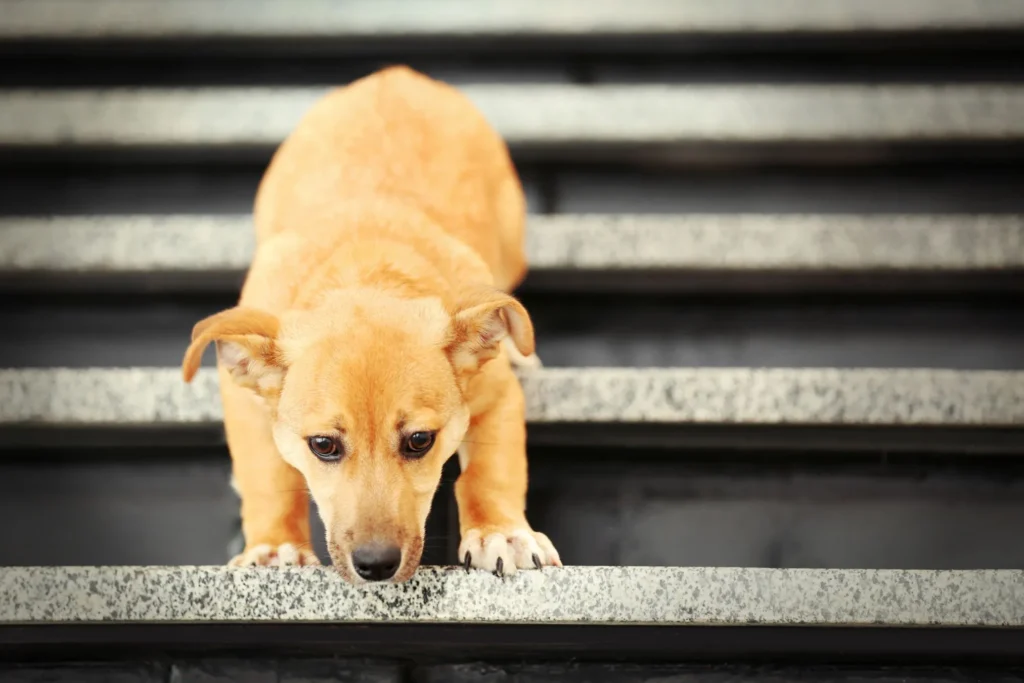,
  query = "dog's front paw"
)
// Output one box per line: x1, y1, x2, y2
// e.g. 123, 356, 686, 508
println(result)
228, 543, 321, 567
458, 527, 561, 576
